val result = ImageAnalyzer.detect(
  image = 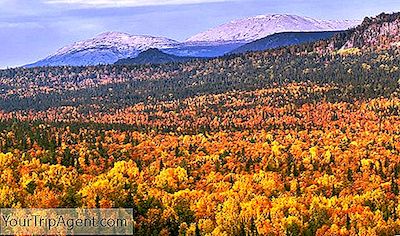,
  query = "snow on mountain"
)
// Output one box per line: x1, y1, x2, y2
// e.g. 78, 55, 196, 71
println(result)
26, 14, 362, 67
186, 14, 361, 43
27, 32, 179, 67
